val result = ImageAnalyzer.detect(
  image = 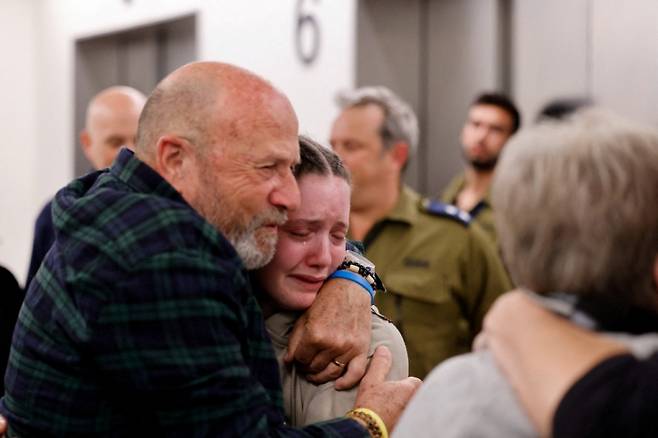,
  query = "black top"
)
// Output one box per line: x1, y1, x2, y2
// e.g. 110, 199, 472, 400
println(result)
0, 265, 23, 394
550, 292, 658, 437
554, 351, 658, 437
